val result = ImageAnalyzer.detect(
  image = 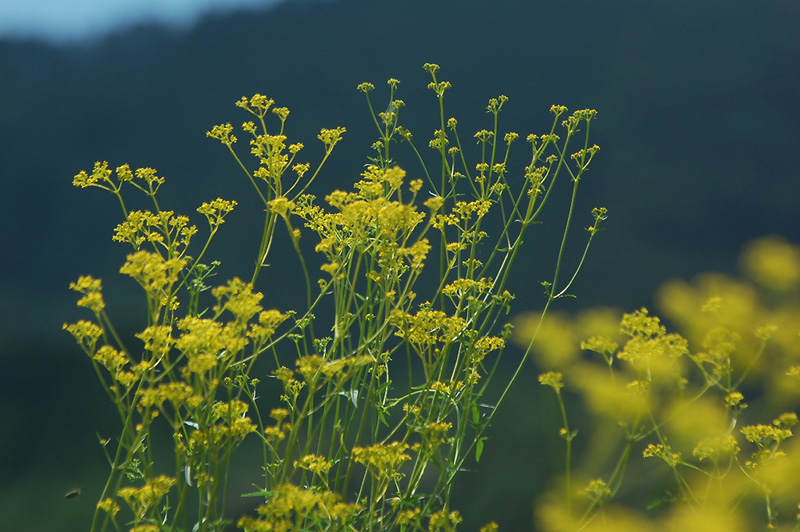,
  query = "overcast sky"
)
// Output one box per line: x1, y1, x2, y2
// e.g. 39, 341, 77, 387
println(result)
0, 0, 288, 42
